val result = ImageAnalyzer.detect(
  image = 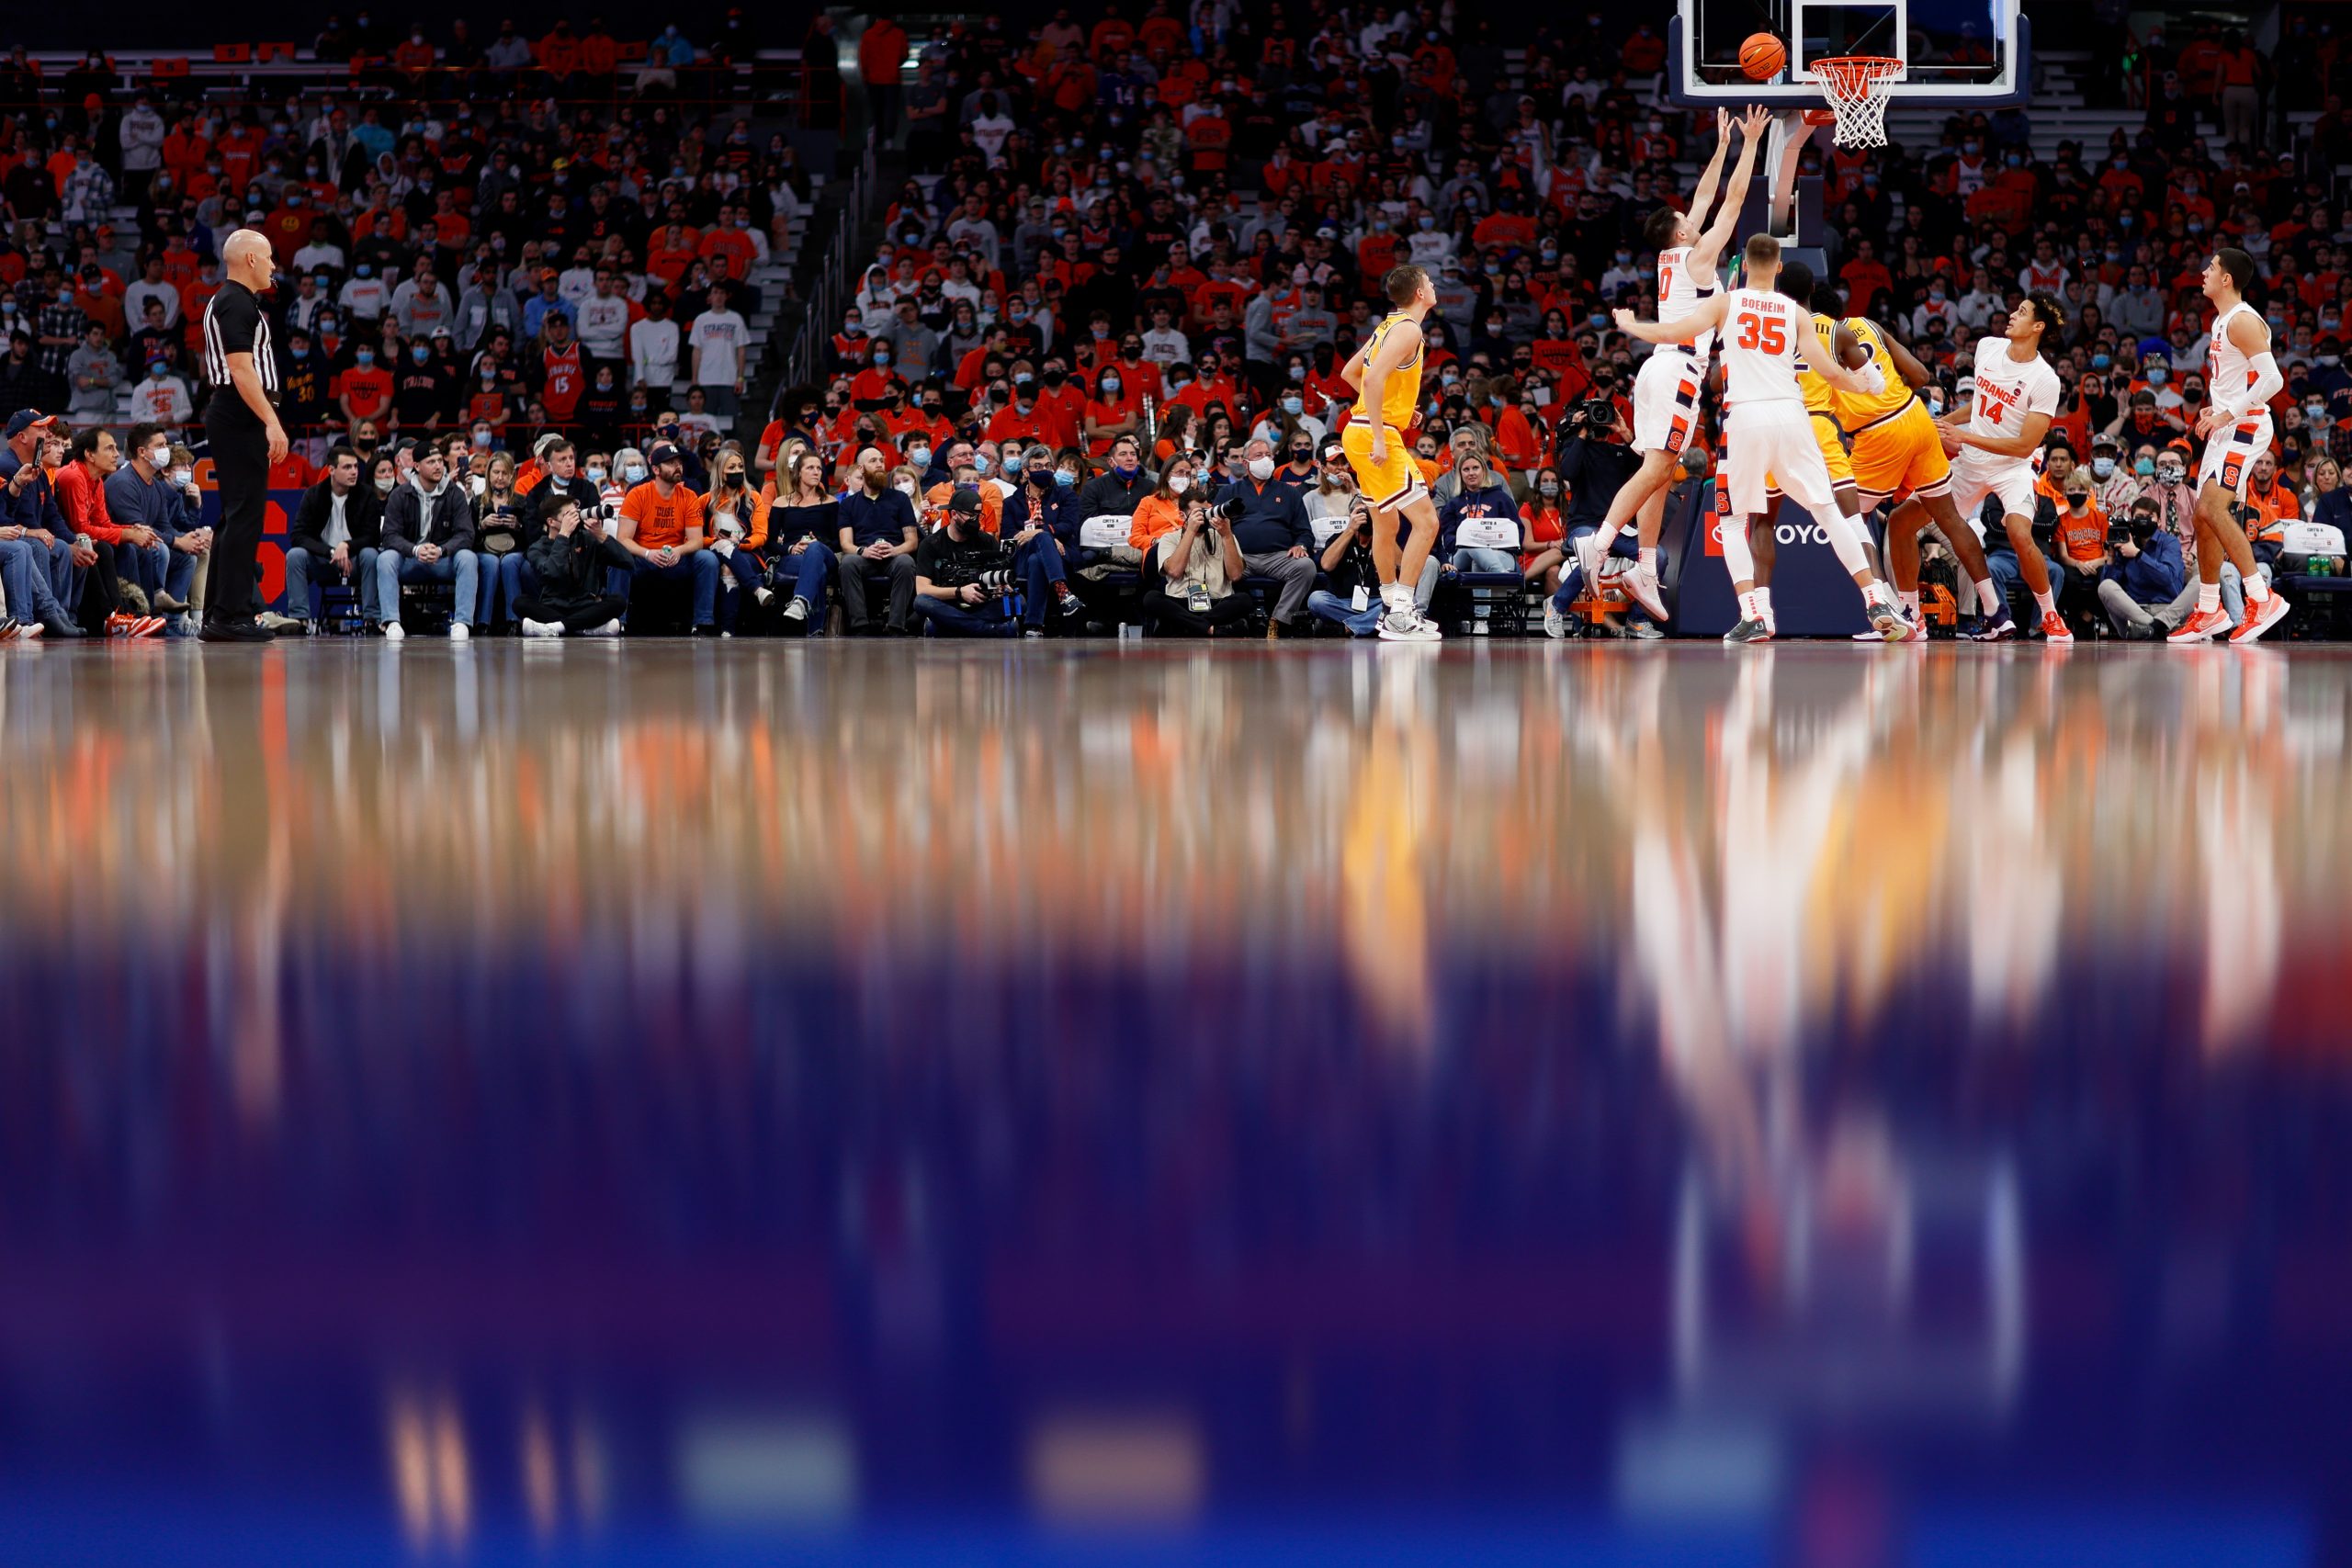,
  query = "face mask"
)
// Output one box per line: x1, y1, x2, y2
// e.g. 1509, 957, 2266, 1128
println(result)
2158, 466, 2184, 484
909, 445, 933, 468
356, 350, 374, 366
356, 264, 371, 277
895, 478, 918, 497
2092, 457, 2115, 478
1168, 475, 1192, 495
875, 350, 891, 365
1248, 455, 1275, 480
2146, 366, 2166, 384
375, 476, 396, 494
412, 346, 430, 363
623, 463, 648, 484
1056, 468, 1077, 487
1101, 376, 1120, 395
586, 466, 606, 483
1281, 395, 1305, 416
973, 454, 993, 476
1029, 467, 1054, 487
291, 344, 310, 360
